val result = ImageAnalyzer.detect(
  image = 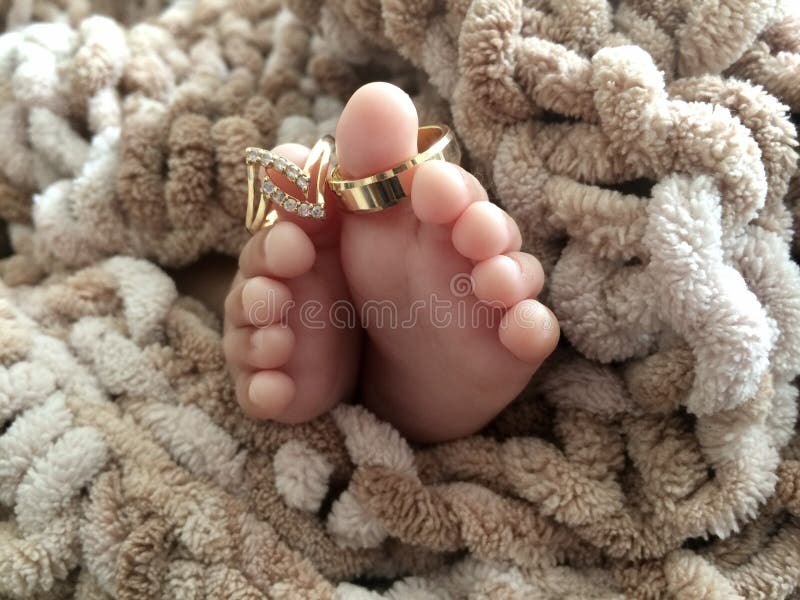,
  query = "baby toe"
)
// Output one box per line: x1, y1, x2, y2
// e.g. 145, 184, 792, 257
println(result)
238, 276, 293, 328
224, 324, 296, 371
335, 82, 419, 180
411, 161, 485, 224
244, 370, 296, 420
499, 299, 560, 364
452, 201, 521, 261
472, 252, 545, 307
239, 221, 316, 280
